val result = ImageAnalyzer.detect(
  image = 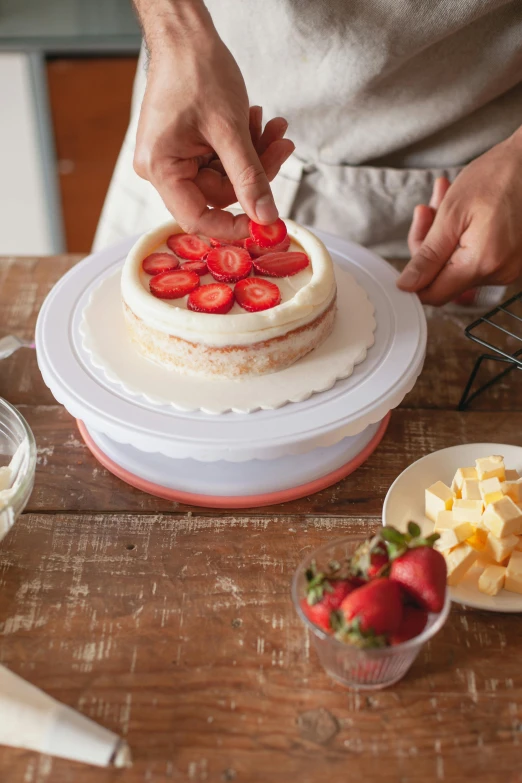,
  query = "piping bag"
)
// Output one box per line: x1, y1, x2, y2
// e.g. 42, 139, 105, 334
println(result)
0, 666, 132, 767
